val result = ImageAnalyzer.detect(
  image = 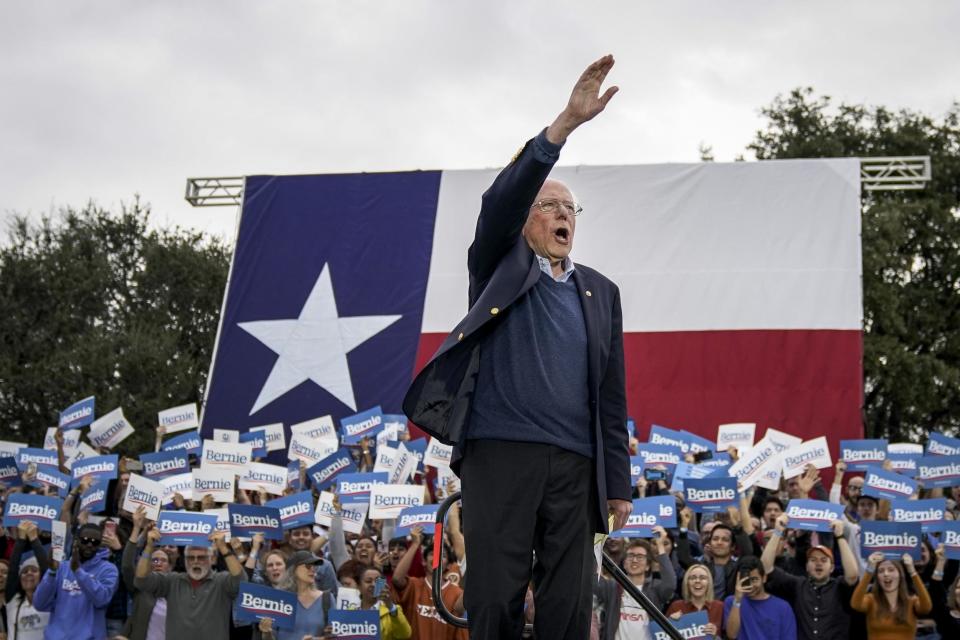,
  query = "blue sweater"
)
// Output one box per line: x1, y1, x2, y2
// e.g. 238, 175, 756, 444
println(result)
34, 546, 119, 640
469, 270, 593, 457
